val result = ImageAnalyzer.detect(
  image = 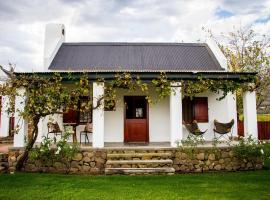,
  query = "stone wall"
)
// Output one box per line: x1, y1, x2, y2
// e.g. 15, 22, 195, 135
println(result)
7, 147, 263, 174
8, 148, 106, 174
0, 153, 8, 173
172, 147, 263, 173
